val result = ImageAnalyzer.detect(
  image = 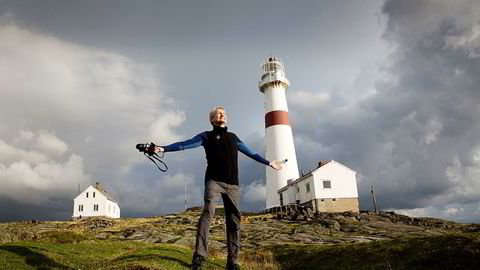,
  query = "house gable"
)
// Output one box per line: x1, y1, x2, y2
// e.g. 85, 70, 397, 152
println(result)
313, 160, 356, 175
74, 186, 107, 202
